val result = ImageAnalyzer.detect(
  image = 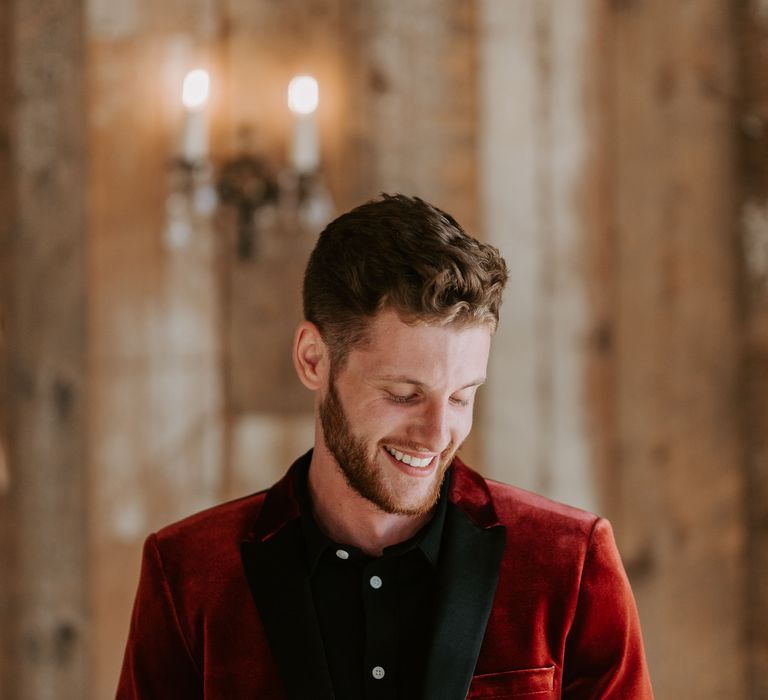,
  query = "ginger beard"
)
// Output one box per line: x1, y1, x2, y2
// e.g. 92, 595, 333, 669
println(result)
319, 377, 457, 516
